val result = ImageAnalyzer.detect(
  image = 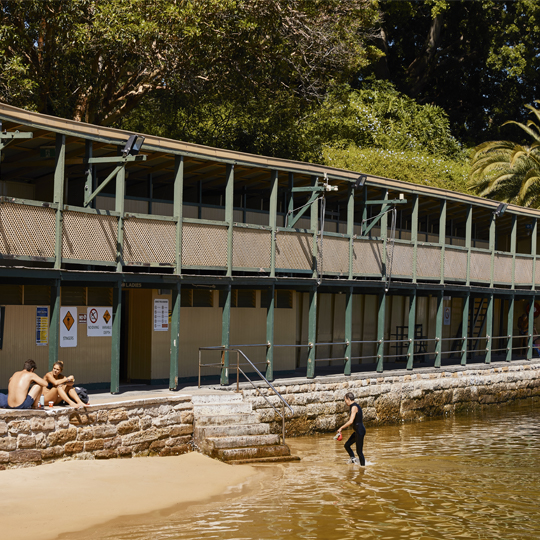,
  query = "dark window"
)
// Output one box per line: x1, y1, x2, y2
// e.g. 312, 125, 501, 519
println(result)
219, 290, 237, 308
62, 286, 86, 306
237, 290, 255, 308
261, 290, 293, 309
24, 285, 50, 305
88, 287, 112, 306
181, 289, 193, 307
193, 289, 213, 307
0, 284, 22, 305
